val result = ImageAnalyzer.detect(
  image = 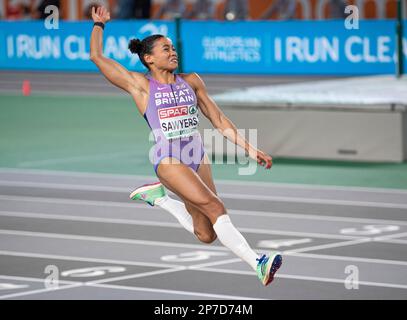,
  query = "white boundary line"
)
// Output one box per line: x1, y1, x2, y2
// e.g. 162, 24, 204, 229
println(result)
0, 250, 184, 269
239, 226, 361, 240
0, 195, 149, 209
1, 248, 407, 297
0, 229, 362, 257
285, 252, 407, 266
0, 229, 229, 252
374, 239, 407, 245
188, 258, 242, 270
0, 274, 77, 285
284, 239, 371, 254
0, 275, 260, 300
1, 180, 407, 209
230, 210, 407, 227
374, 231, 407, 241
213, 179, 407, 195
1, 167, 406, 194
1, 264, 407, 299
0, 181, 129, 193
195, 267, 407, 290
1, 231, 406, 266
0, 211, 183, 229
220, 193, 407, 209
17, 152, 141, 168
0, 283, 83, 300
86, 283, 260, 300
2, 194, 407, 228
0, 168, 152, 181
87, 268, 186, 285
0, 211, 362, 240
